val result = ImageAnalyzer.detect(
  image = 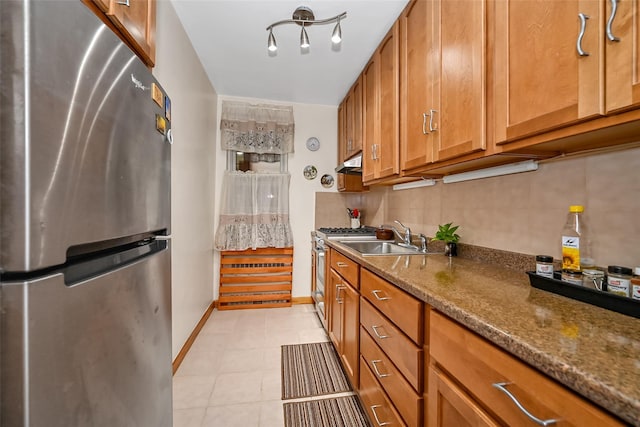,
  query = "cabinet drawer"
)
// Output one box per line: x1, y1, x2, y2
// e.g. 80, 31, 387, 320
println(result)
359, 357, 406, 427
361, 298, 423, 392
360, 326, 422, 427
430, 312, 624, 427
361, 269, 423, 345
331, 250, 360, 288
